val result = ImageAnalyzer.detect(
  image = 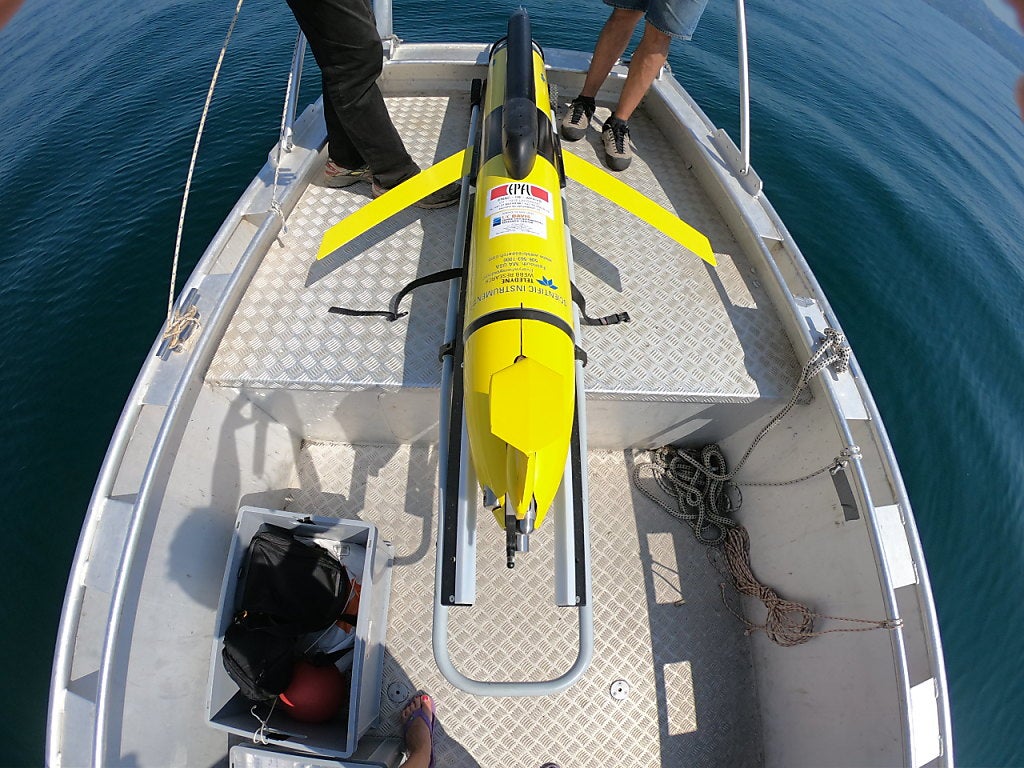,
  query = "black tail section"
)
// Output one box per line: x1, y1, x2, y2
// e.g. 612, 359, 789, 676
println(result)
501, 8, 538, 179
